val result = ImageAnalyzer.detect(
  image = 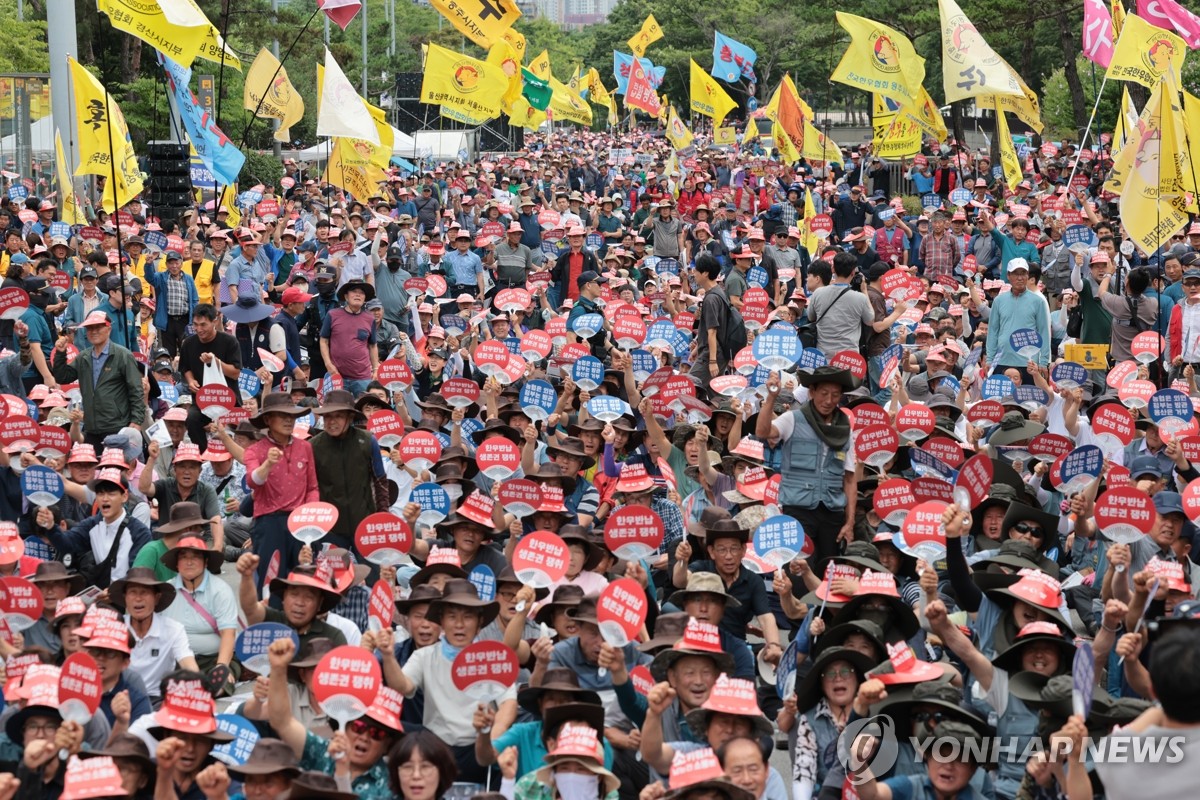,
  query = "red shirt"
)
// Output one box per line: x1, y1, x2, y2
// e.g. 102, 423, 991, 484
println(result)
566, 251, 585, 301
244, 435, 320, 516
